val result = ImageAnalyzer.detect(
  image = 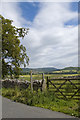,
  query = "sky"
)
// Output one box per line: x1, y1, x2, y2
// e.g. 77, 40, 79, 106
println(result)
0, 1, 79, 68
